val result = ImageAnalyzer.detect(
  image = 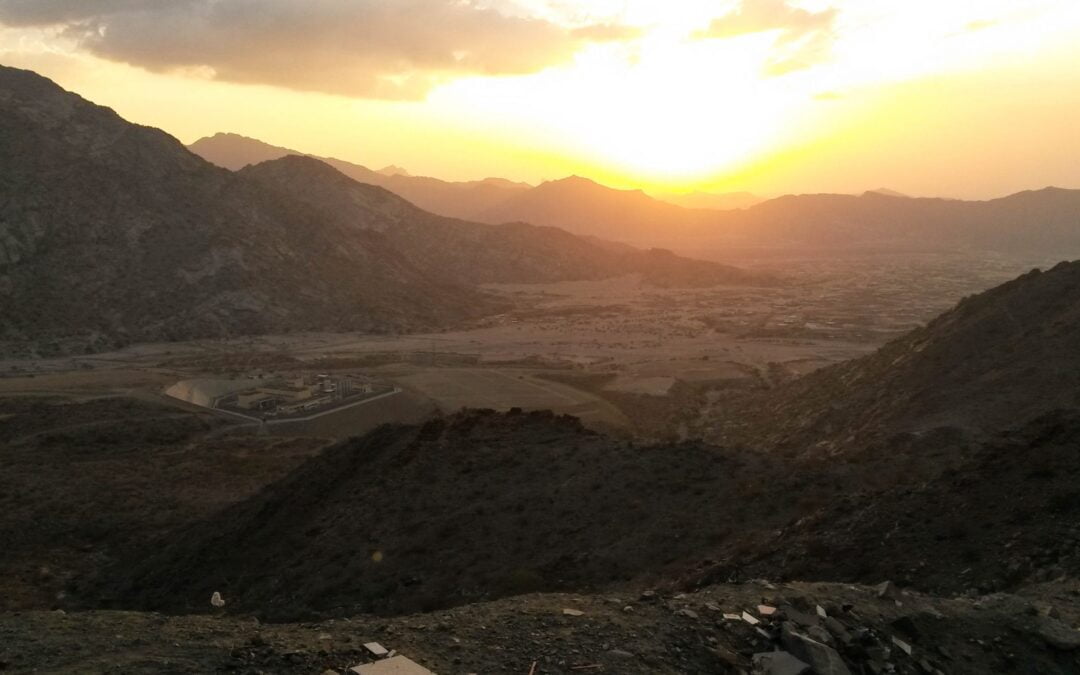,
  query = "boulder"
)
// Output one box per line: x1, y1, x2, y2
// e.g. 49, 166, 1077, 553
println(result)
781, 623, 853, 675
